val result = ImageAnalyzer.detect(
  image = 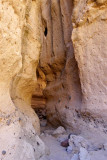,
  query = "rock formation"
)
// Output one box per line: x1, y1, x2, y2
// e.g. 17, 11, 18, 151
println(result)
33, 0, 107, 134
33, 0, 82, 133
72, 0, 107, 125
0, 0, 107, 159
0, 1, 46, 160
